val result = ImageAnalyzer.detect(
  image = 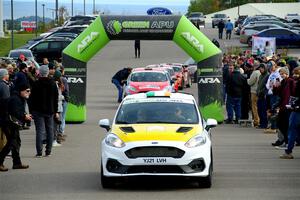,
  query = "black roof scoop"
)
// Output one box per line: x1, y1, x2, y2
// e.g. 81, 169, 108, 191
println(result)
176, 127, 193, 133
120, 127, 135, 133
